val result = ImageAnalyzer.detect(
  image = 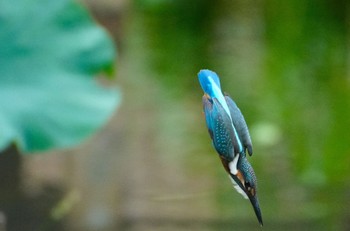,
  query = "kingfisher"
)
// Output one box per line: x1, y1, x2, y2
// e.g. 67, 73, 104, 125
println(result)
198, 69, 263, 226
